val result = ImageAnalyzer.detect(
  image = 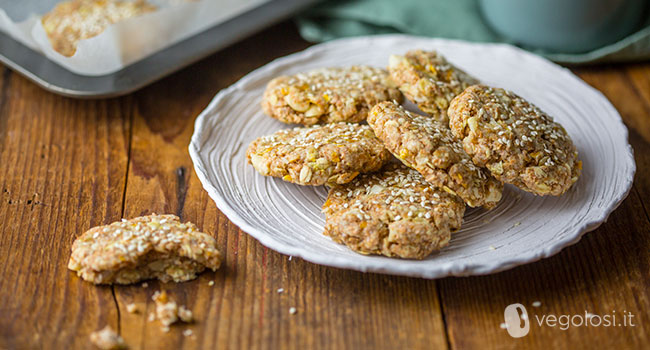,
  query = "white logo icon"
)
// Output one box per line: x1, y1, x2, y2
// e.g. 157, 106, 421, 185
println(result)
504, 303, 530, 337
